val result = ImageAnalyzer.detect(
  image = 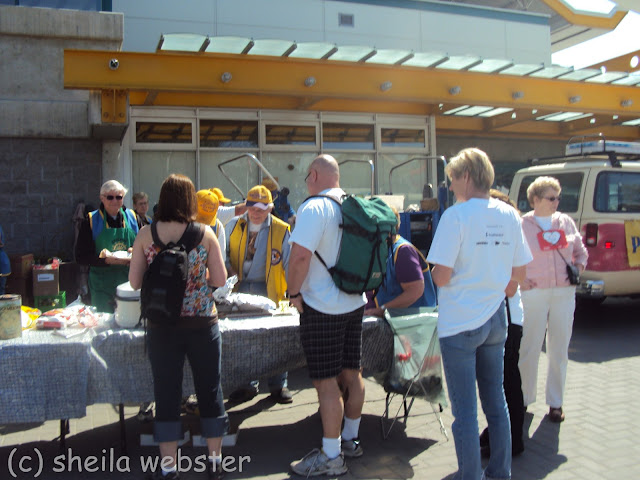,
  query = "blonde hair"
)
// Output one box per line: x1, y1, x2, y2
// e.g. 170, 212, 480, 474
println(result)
526, 176, 561, 206
445, 148, 494, 192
